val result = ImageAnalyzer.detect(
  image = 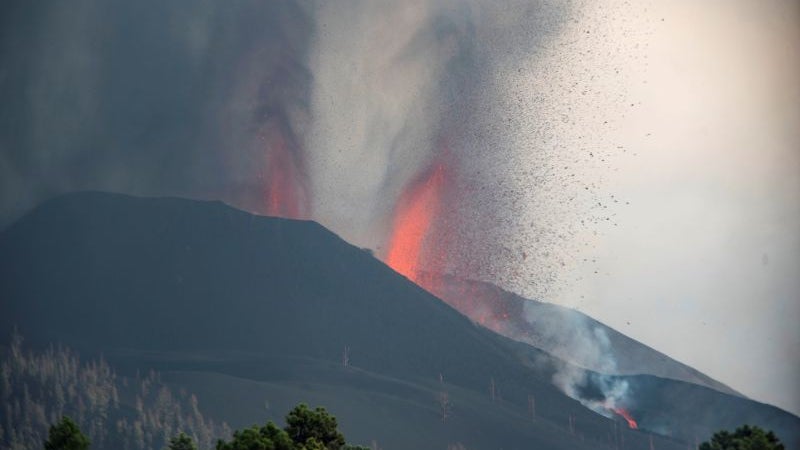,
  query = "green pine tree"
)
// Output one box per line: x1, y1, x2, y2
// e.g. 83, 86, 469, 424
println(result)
43, 416, 90, 450
168, 433, 198, 450
699, 425, 784, 450
285, 404, 345, 450
215, 422, 294, 450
